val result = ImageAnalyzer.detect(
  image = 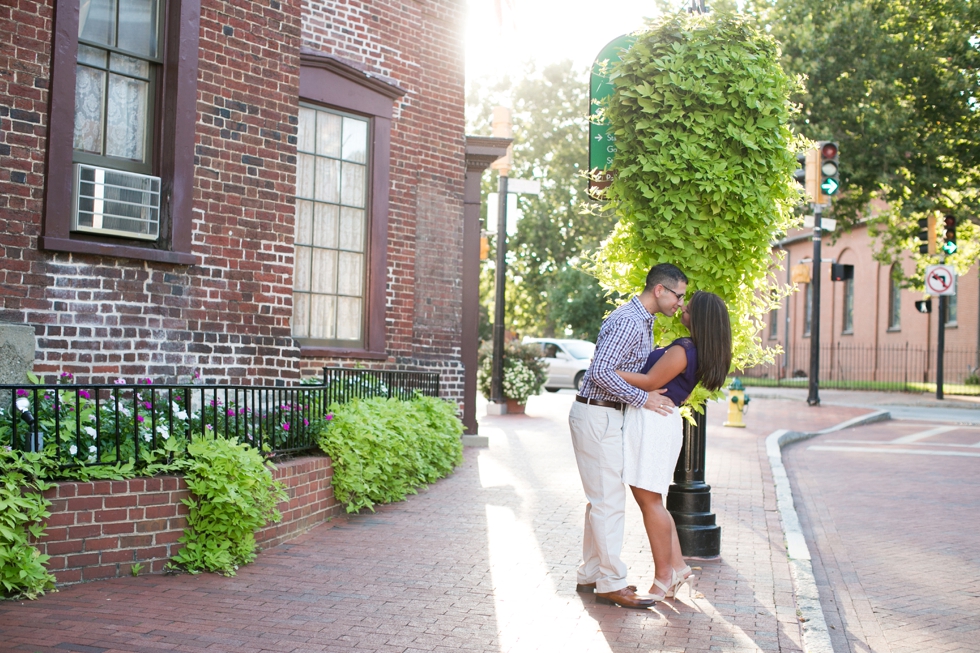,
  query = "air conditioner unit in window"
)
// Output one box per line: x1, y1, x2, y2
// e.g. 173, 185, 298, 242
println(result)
71, 164, 161, 241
